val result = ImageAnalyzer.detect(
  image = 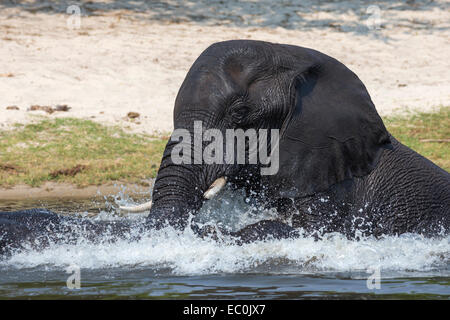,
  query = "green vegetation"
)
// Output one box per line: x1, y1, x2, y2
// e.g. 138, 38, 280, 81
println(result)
0, 118, 168, 187
384, 106, 449, 171
0, 107, 448, 188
